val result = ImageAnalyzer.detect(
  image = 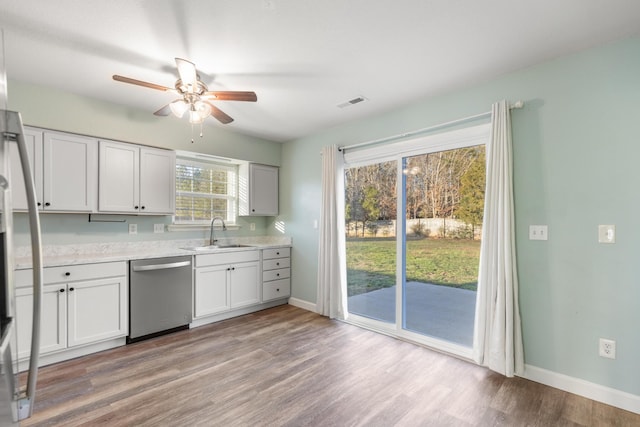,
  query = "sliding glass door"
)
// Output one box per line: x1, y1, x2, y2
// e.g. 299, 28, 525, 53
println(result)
401, 147, 484, 347
344, 125, 488, 355
344, 160, 397, 324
